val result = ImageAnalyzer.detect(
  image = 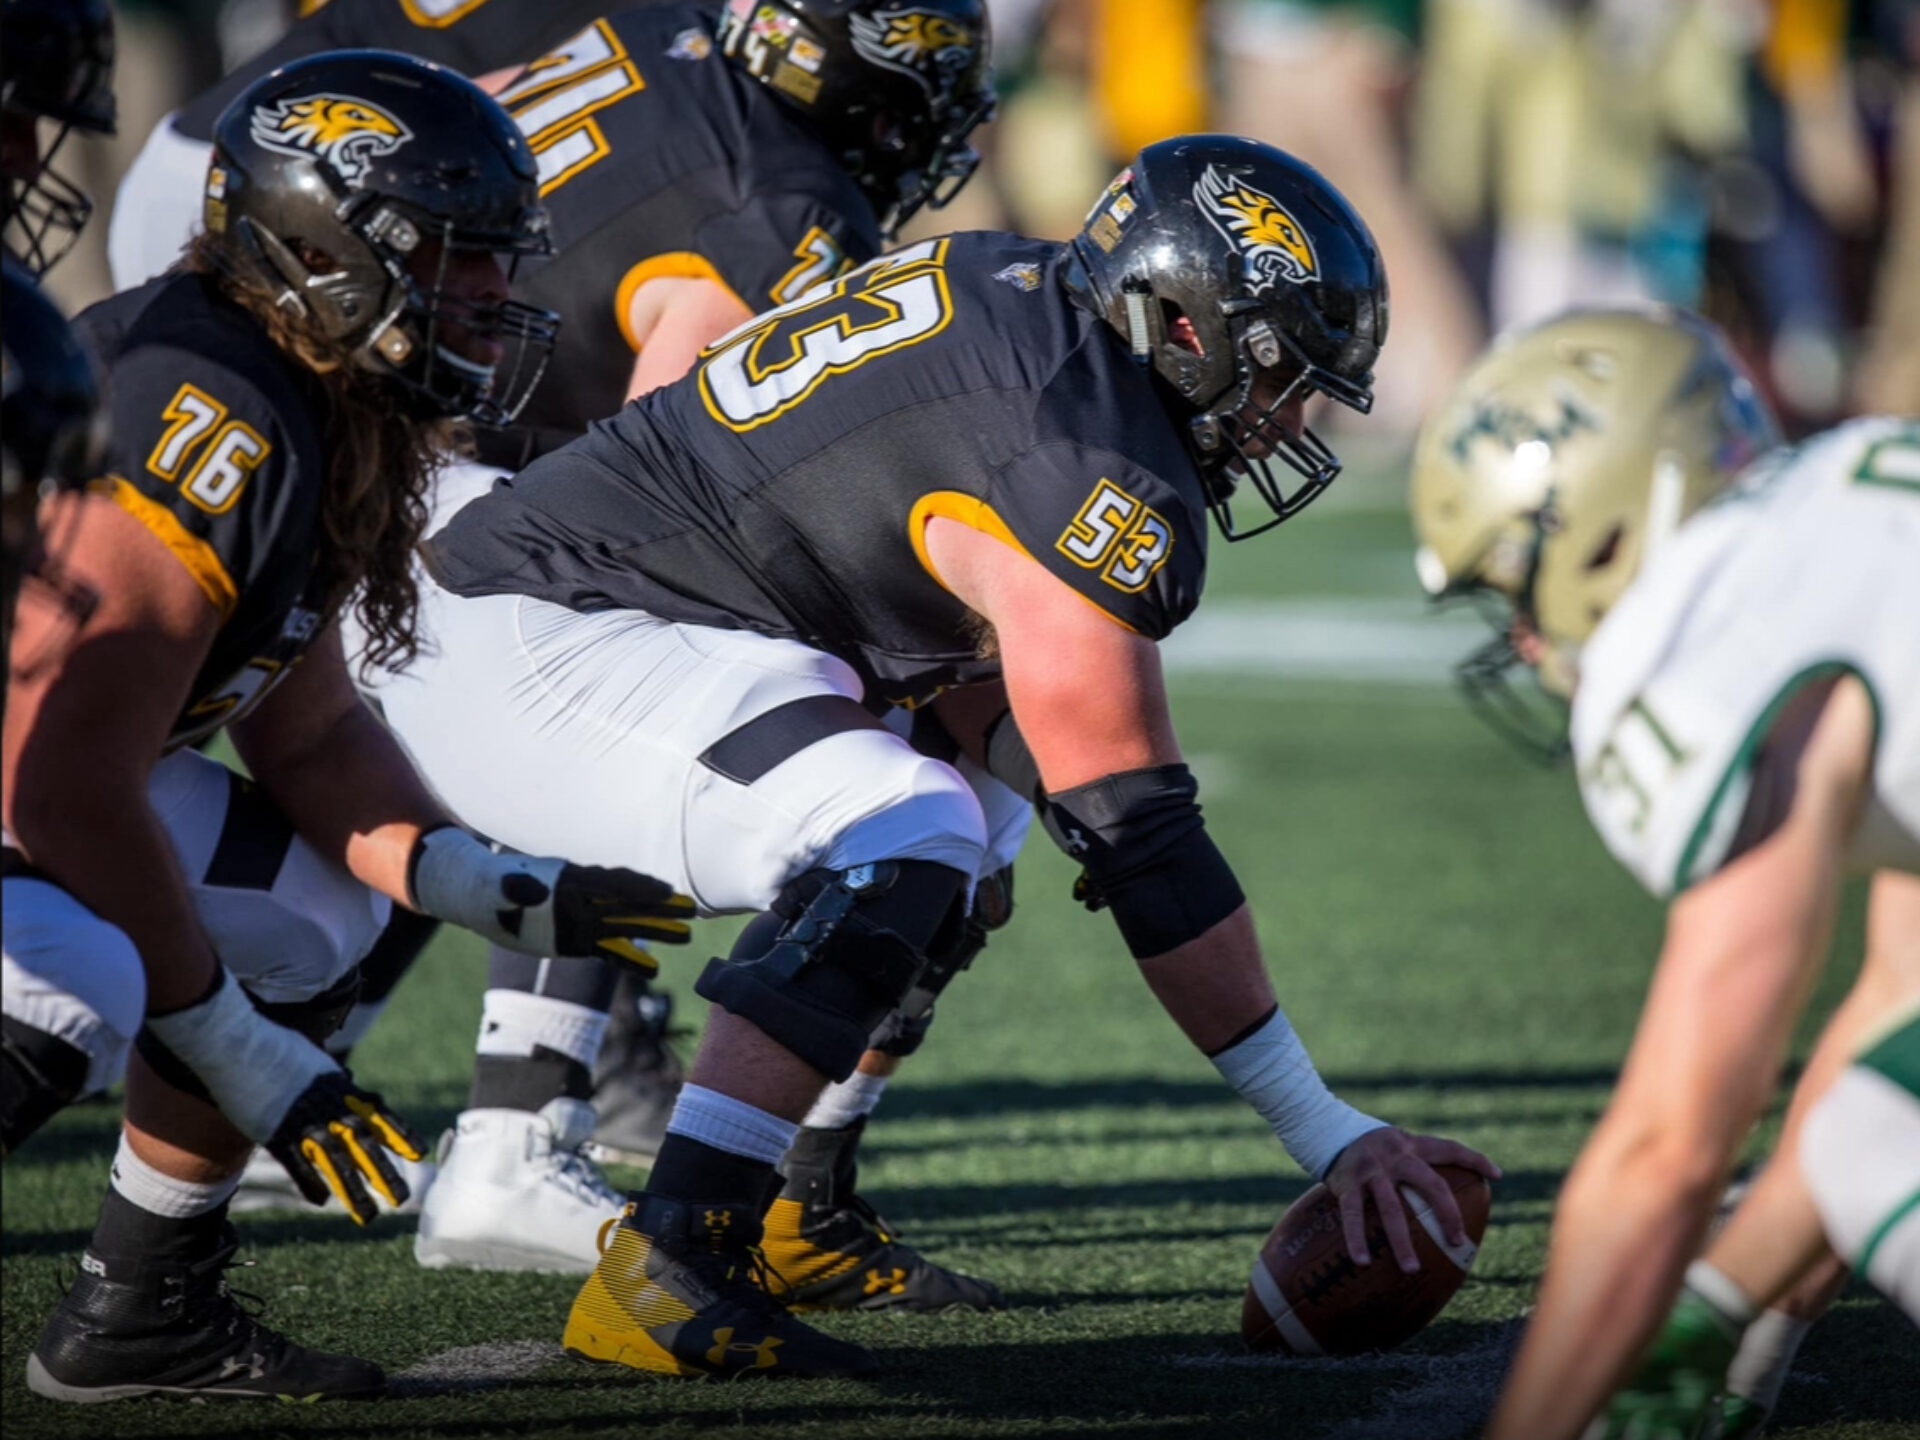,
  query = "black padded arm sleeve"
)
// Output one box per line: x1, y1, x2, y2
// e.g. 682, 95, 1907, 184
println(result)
1042, 764, 1245, 959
